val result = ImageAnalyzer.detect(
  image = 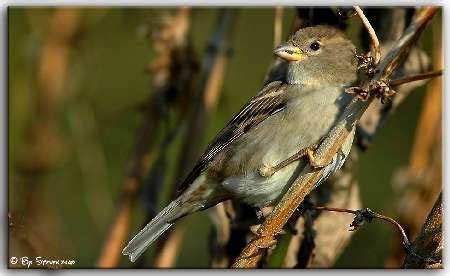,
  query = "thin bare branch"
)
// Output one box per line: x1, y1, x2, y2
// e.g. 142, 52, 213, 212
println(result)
353, 6, 381, 64
231, 6, 438, 268
390, 69, 442, 87
313, 206, 410, 246
273, 6, 284, 48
